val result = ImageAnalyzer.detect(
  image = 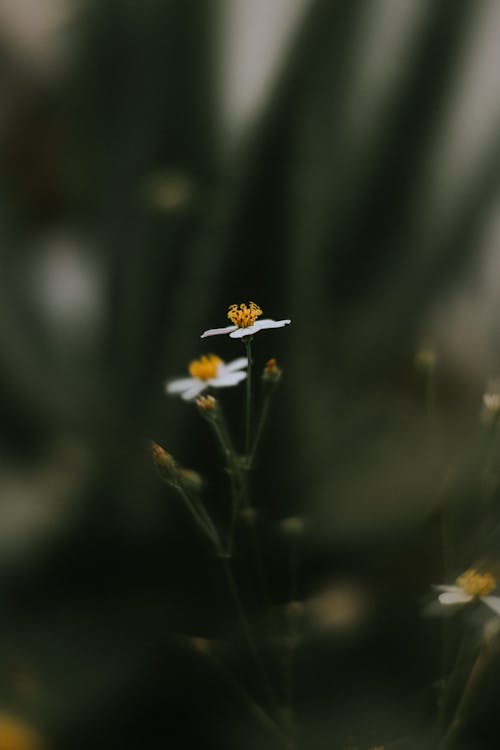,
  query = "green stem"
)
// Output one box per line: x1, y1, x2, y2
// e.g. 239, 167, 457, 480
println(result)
204, 408, 244, 556
250, 391, 273, 467
426, 363, 437, 430
244, 337, 253, 455
481, 411, 499, 511
221, 556, 278, 714
174, 483, 221, 552
437, 624, 479, 749
186, 636, 289, 748
285, 540, 299, 747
